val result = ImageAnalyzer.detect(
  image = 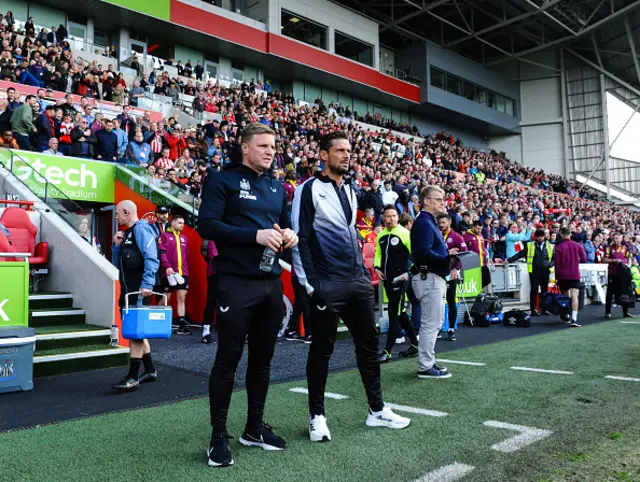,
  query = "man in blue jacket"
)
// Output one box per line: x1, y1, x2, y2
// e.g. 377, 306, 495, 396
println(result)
111, 200, 159, 391
411, 186, 459, 379
95, 118, 118, 161
198, 123, 298, 467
